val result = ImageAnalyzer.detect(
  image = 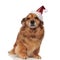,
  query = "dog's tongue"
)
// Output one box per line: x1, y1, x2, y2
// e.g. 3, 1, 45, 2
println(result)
30, 28, 36, 30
